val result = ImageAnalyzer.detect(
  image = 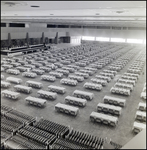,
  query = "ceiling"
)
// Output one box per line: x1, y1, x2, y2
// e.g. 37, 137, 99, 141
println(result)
1, 1, 146, 27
